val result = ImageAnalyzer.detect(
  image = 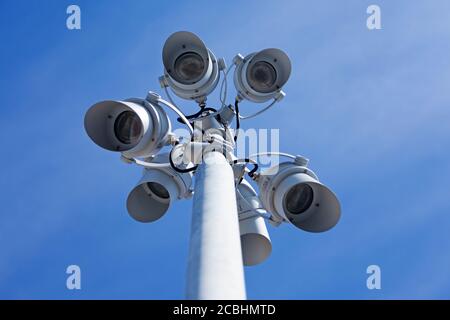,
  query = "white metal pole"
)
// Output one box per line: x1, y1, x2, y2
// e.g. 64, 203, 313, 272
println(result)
186, 151, 246, 300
